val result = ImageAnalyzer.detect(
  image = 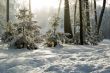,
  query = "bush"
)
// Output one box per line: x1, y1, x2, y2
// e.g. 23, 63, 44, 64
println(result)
13, 36, 38, 49
27, 43, 38, 50
1, 32, 14, 43
2, 8, 41, 50
44, 30, 72, 47
46, 37, 57, 47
